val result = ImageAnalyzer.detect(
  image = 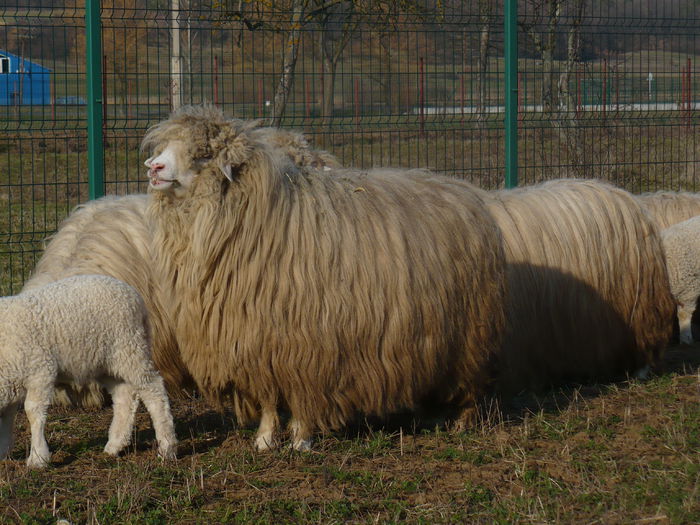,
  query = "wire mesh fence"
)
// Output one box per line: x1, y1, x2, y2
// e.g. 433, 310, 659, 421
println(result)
0, 0, 698, 294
